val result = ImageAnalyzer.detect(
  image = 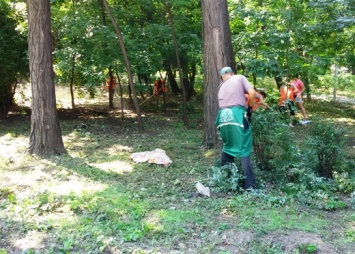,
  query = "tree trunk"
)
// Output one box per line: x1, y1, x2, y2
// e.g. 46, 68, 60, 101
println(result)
202, 0, 236, 148
103, 0, 144, 132
166, 2, 188, 126
70, 54, 76, 109
115, 66, 125, 120
27, 0, 66, 156
108, 68, 115, 108
166, 67, 180, 95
